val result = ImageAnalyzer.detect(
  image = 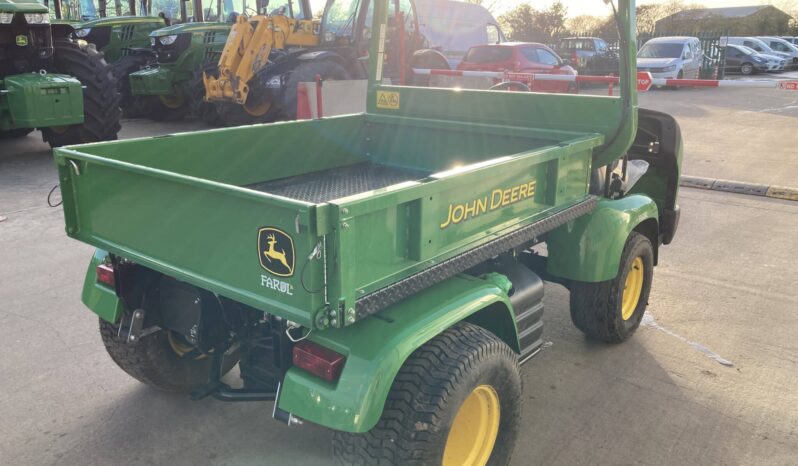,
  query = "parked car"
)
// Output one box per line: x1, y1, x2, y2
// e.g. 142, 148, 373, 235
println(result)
758, 37, 798, 69
557, 37, 619, 76
724, 44, 771, 75
415, 0, 505, 69
726, 37, 792, 69
781, 36, 797, 46
457, 43, 577, 93
637, 36, 704, 79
